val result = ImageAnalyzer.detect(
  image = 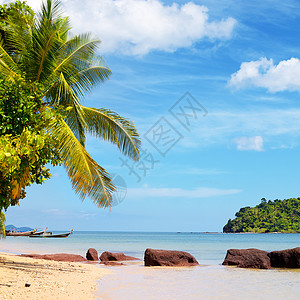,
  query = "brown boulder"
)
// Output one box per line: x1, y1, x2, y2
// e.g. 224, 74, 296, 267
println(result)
144, 248, 199, 266
99, 251, 139, 261
86, 248, 98, 261
222, 248, 271, 269
268, 247, 300, 268
20, 253, 86, 262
